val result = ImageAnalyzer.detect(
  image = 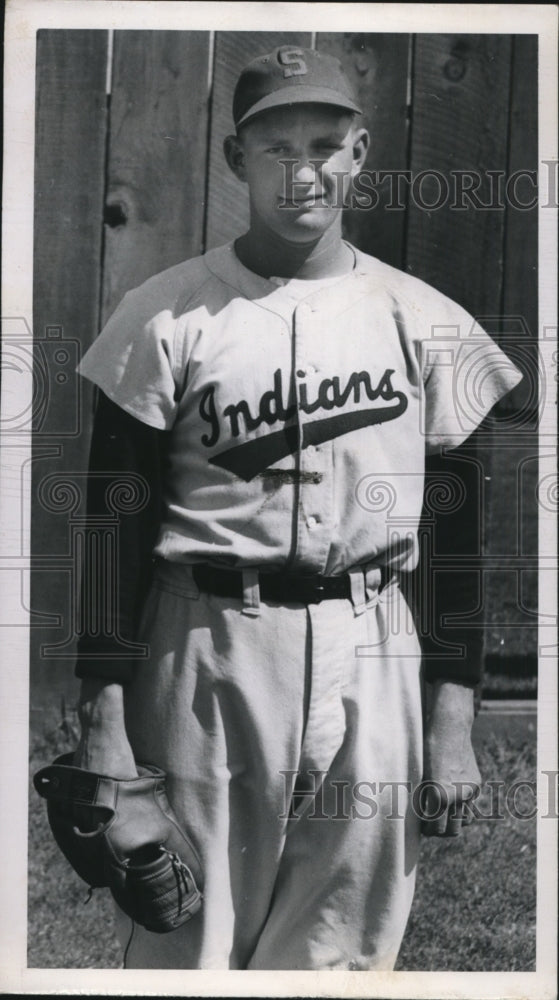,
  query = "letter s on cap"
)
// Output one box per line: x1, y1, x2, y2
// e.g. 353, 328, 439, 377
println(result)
278, 49, 308, 78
